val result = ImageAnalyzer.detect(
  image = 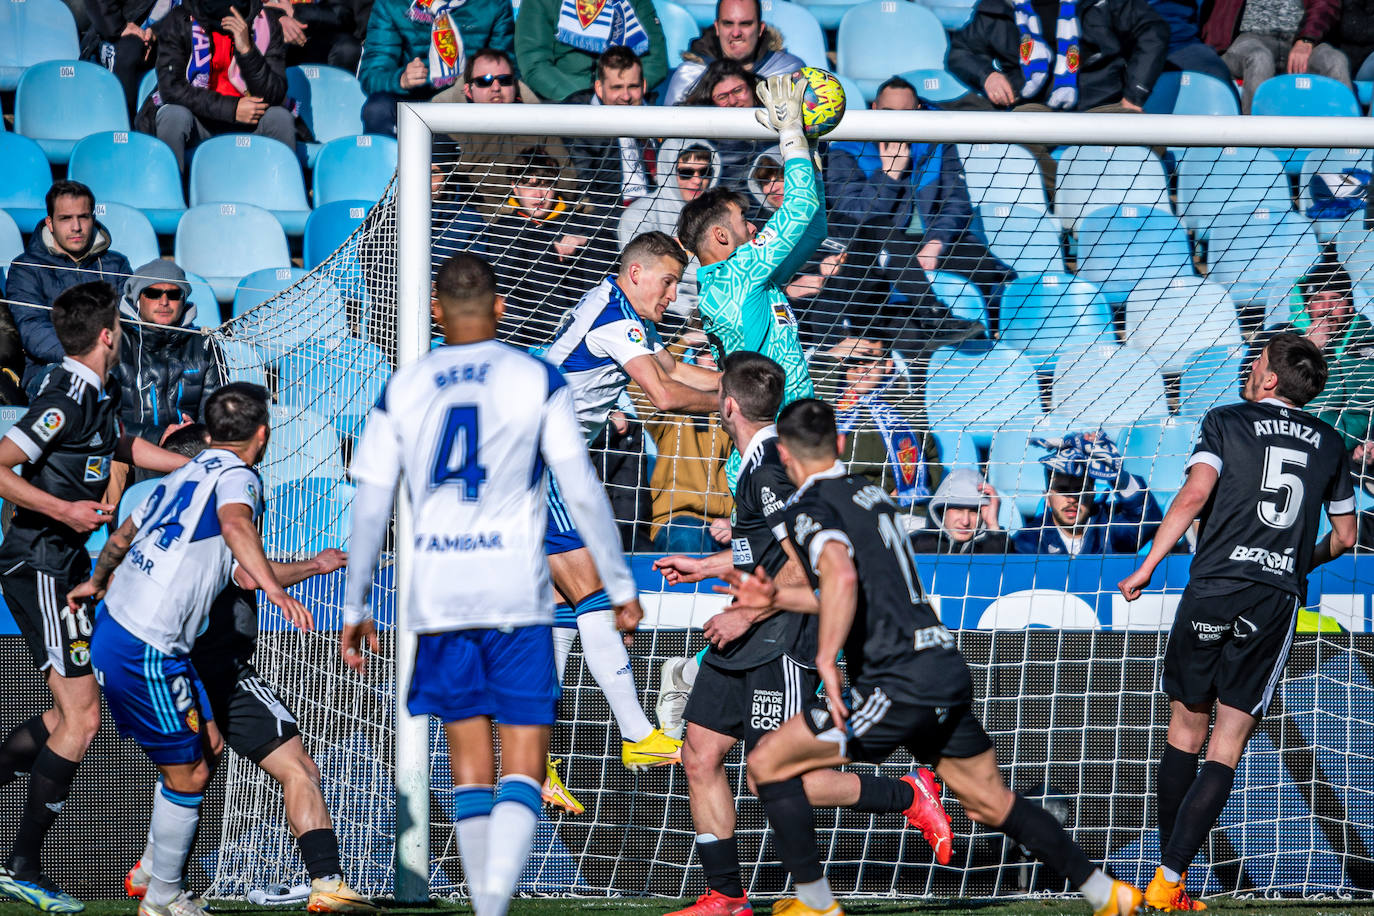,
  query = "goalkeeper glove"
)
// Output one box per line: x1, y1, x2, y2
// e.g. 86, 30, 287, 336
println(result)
755, 73, 809, 162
